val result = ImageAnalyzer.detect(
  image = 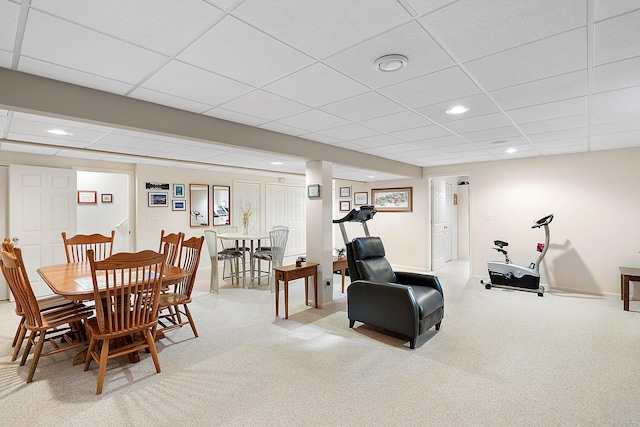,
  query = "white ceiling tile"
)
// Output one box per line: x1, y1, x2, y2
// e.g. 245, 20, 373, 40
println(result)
490, 70, 587, 111
140, 61, 253, 107
219, 90, 310, 121
264, 63, 368, 107
31, 0, 222, 55
258, 121, 307, 136
592, 56, 640, 94
460, 126, 522, 143
412, 134, 468, 149
464, 28, 587, 91
591, 107, 640, 125
325, 21, 455, 89
594, 0, 640, 21
56, 149, 108, 160
405, 0, 459, 15
594, 9, 640, 65
128, 87, 212, 113
178, 16, 313, 87
390, 125, 453, 142
205, 108, 268, 127
367, 142, 422, 155
591, 140, 640, 151
233, 0, 411, 59
591, 86, 640, 113
0, 49, 12, 68
380, 66, 481, 108
519, 114, 588, 135
434, 142, 482, 154
591, 129, 640, 144
526, 128, 588, 143
320, 91, 405, 122
416, 93, 500, 123
90, 143, 156, 156
1, 141, 60, 156
301, 133, 341, 145
0, 1, 20, 52
532, 137, 588, 150
471, 136, 529, 149
18, 57, 134, 95
316, 123, 379, 140
591, 119, 640, 135
94, 133, 178, 153
360, 111, 433, 133
21, 11, 167, 84
506, 97, 588, 124
274, 110, 349, 133
444, 113, 512, 134
348, 134, 405, 148
421, 0, 585, 61
537, 146, 588, 156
